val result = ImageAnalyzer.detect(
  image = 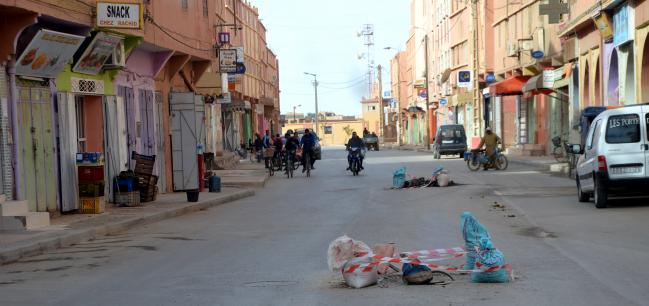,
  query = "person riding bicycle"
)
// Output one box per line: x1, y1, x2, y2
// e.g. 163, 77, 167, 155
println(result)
346, 131, 365, 171
273, 134, 284, 171
284, 132, 300, 172
300, 129, 317, 172
476, 127, 501, 170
